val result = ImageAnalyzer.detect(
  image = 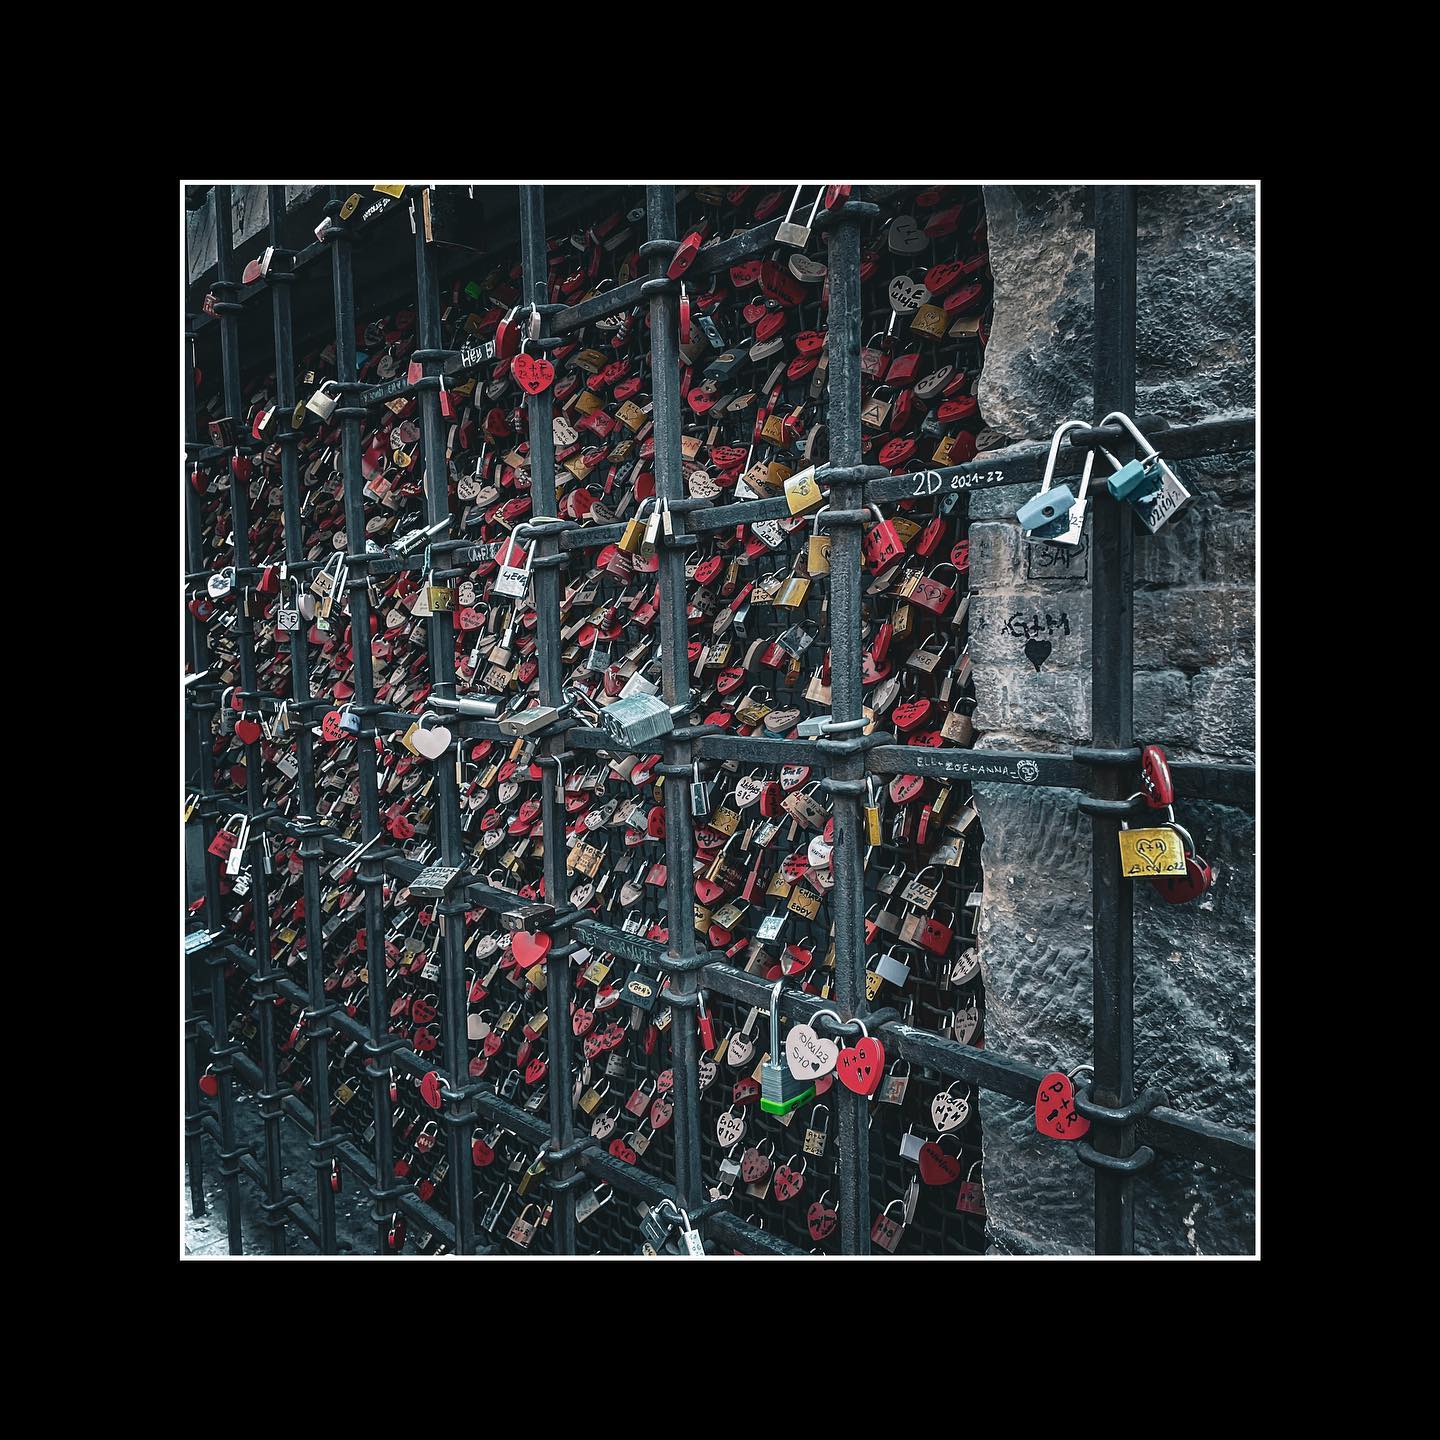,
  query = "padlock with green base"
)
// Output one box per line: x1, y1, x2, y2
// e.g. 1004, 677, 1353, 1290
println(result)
760, 979, 815, 1116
